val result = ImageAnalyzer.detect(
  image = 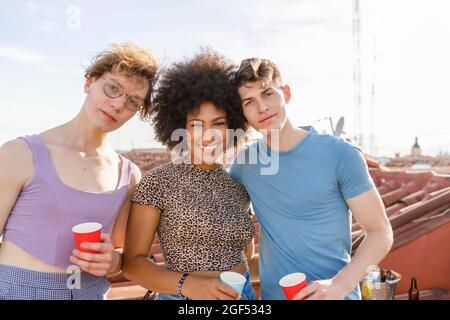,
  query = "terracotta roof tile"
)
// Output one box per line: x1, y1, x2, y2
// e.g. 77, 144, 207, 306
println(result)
352, 159, 450, 250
